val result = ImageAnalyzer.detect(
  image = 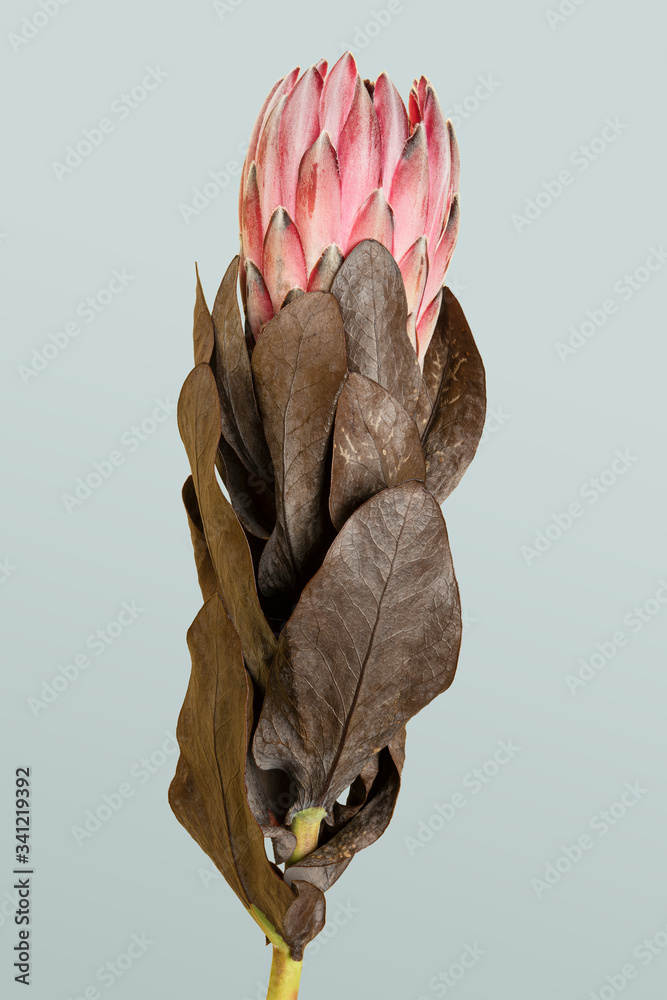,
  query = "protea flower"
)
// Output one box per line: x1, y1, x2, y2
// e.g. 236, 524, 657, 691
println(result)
238, 52, 460, 363
170, 53, 486, 1000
